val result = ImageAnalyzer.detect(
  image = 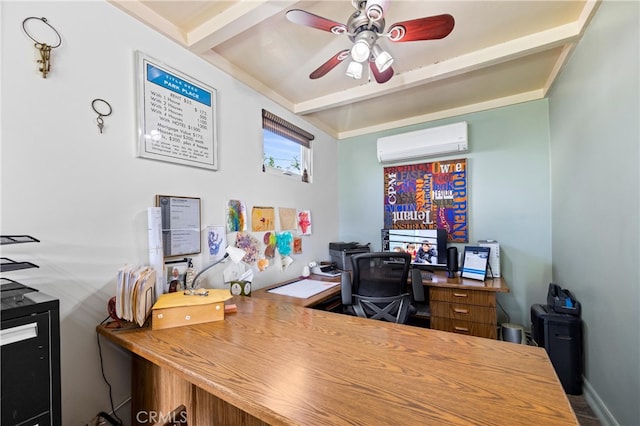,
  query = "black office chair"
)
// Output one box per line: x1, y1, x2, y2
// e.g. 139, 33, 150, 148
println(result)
410, 268, 431, 320
341, 252, 412, 324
